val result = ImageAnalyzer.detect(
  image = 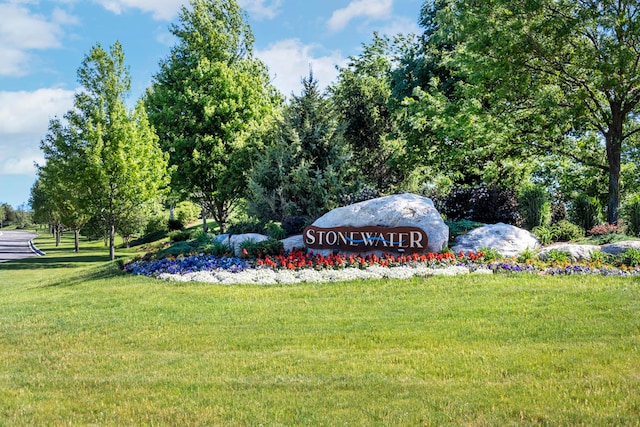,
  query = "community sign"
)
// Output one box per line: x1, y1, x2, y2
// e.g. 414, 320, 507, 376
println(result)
303, 225, 429, 254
